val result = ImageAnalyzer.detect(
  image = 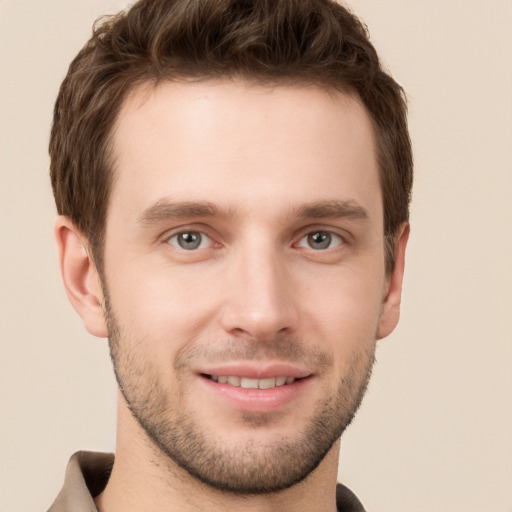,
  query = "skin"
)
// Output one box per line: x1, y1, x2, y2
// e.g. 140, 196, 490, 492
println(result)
55, 80, 409, 512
